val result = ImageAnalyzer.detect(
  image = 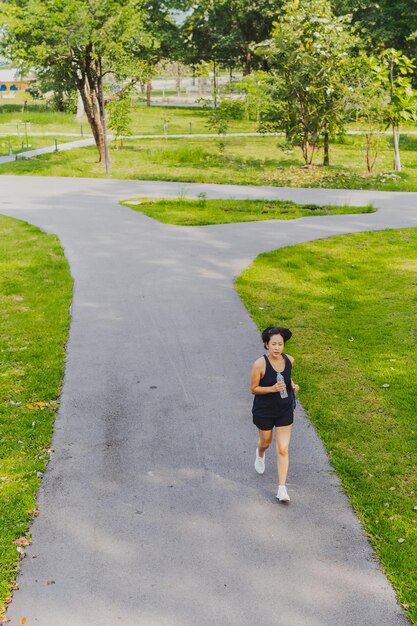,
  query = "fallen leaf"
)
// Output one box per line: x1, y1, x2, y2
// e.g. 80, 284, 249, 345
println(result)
20, 619, 26, 625
35, 402, 45, 407
329, 305, 335, 310
398, 538, 405, 544
382, 384, 390, 388
413, 506, 417, 511
15, 537, 31, 546
348, 337, 354, 342
46, 580, 55, 586
402, 604, 410, 610
15, 296, 24, 302
26, 405, 35, 410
